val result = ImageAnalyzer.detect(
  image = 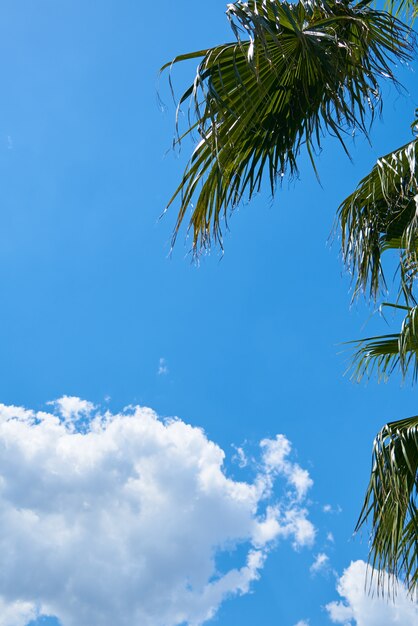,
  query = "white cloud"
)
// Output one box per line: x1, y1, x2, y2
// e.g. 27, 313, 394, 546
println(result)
323, 504, 342, 514
260, 435, 313, 500
157, 357, 169, 375
326, 560, 418, 626
310, 552, 329, 575
0, 398, 315, 626
232, 445, 248, 468
294, 621, 310, 626
47, 395, 95, 426
0, 598, 37, 626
